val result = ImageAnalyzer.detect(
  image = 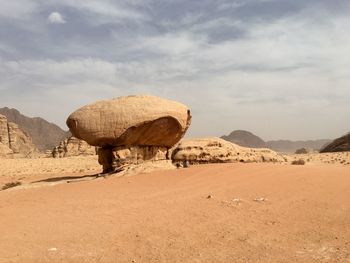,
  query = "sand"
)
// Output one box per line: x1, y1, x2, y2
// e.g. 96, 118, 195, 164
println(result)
0, 155, 350, 262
